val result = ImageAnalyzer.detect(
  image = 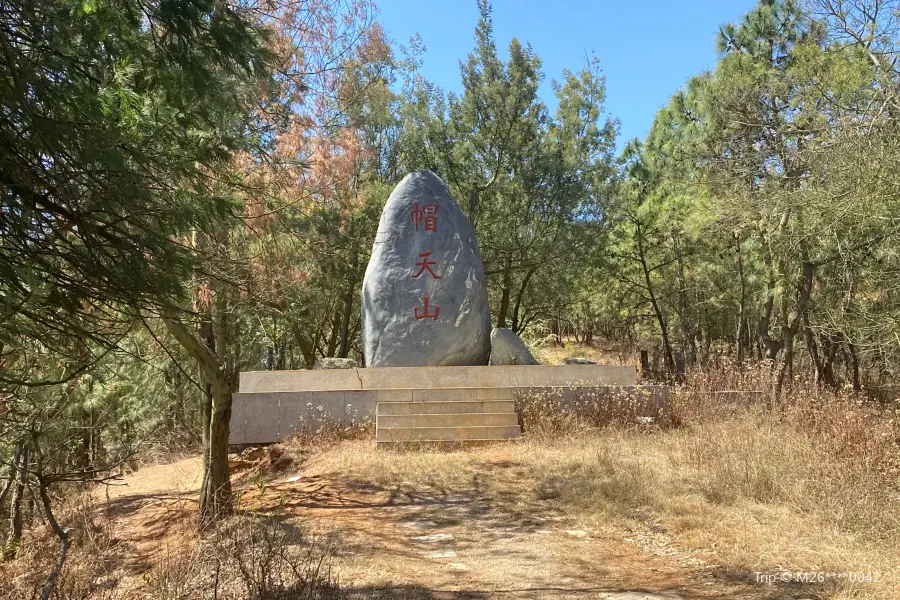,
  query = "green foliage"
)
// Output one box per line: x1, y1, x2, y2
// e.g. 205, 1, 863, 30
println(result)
394, 1, 618, 332
3, 0, 900, 549
590, 0, 900, 389
0, 0, 272, 383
